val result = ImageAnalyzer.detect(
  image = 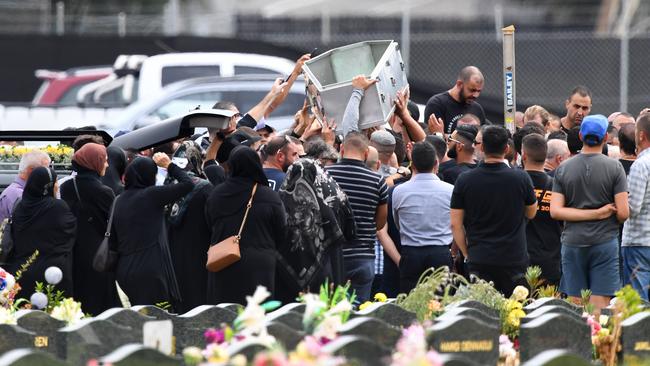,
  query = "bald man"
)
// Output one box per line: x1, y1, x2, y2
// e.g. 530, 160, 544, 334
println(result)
424, 66, 487, 135
544, 139, 570, 177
